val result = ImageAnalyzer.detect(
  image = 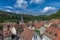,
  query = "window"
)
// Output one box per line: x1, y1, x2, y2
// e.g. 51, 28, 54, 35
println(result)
0, 34, 2, 36
9, 32, 11, 34
12, 34, 16, 39
36, 35, 37, 39
26, 39, 28, 40
34, 35, 35, 39
34, 35, 37, 40
46, 30, 48, 32
8, 25, 10, 28
43, 35, 52, 40
6, 33, 8, 35
54, 33, 57, 37
49, 32, 52, 34
7, 25, 10, 30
